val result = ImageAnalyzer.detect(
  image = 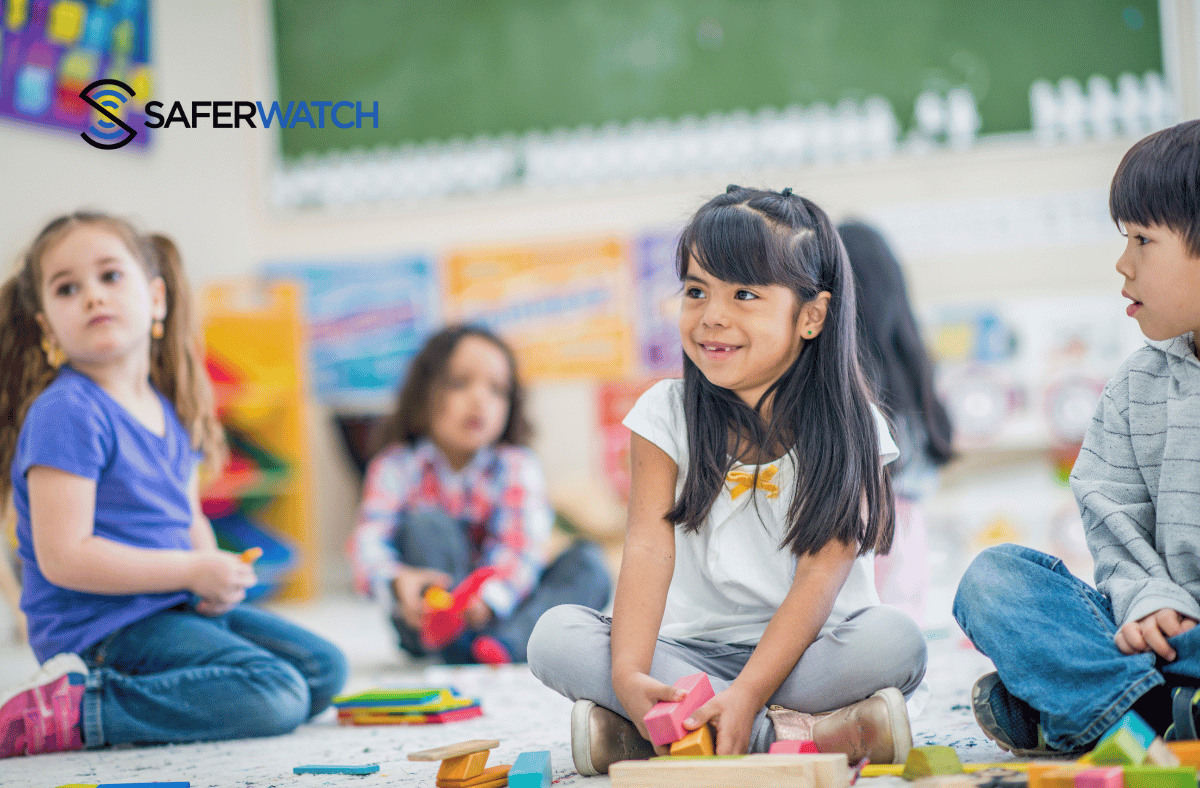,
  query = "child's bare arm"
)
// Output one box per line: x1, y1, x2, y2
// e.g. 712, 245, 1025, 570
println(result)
611, 433, 683, 745
688, 536, 857, 754
28, 465, 252, 599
